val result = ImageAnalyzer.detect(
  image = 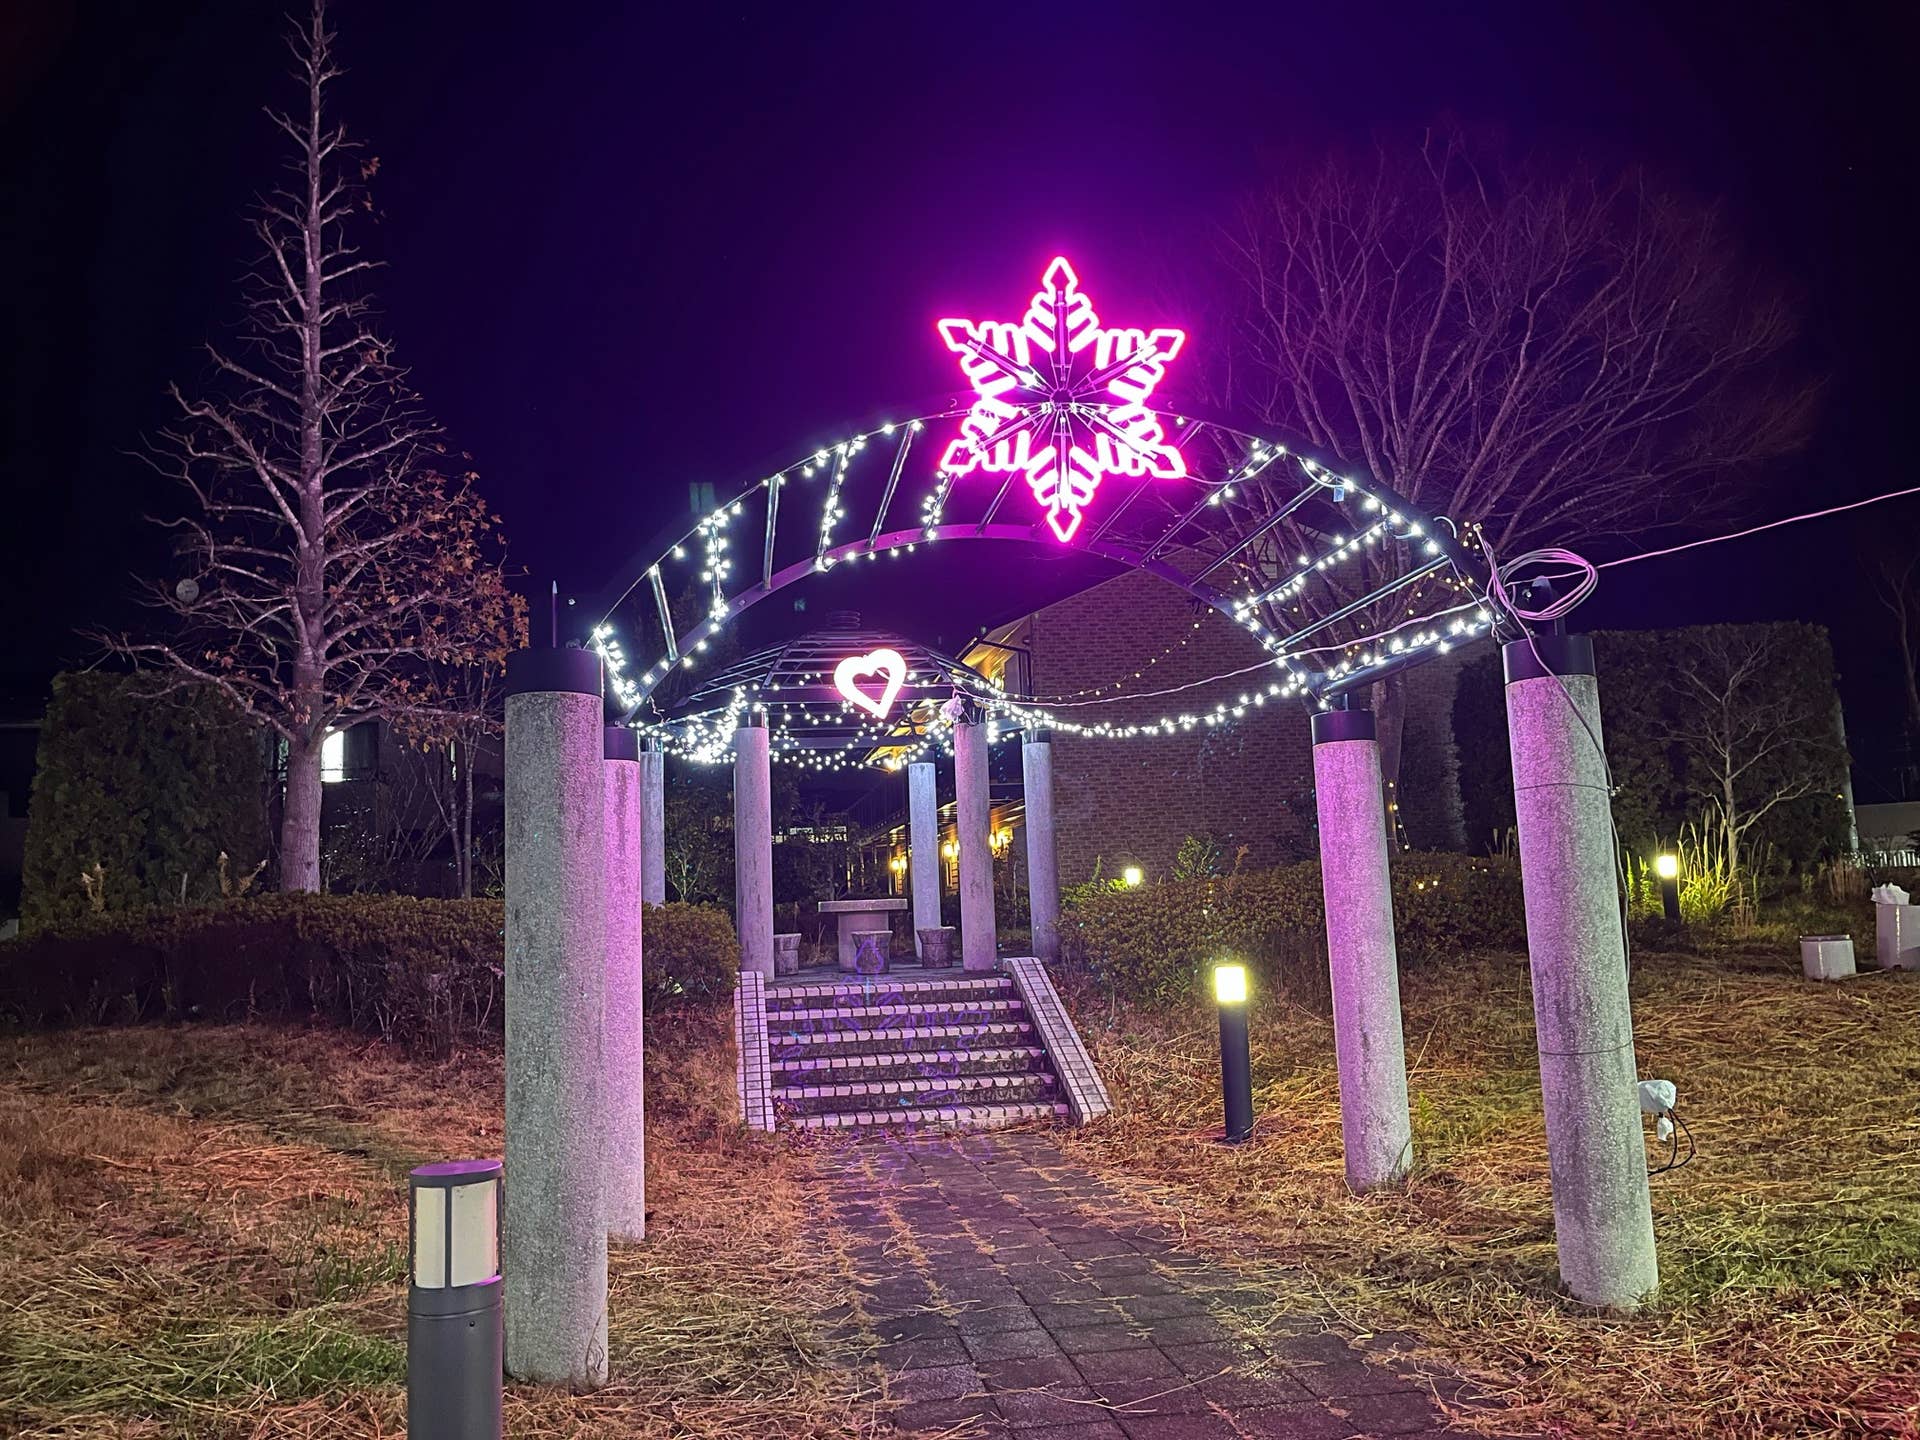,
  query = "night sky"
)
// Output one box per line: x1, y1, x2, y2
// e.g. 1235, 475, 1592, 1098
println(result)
1, 2, 1910, 790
